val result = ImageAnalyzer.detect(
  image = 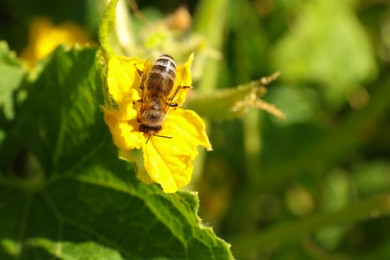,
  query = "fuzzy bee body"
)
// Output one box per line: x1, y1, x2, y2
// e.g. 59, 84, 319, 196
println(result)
137, 55, 178, 139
